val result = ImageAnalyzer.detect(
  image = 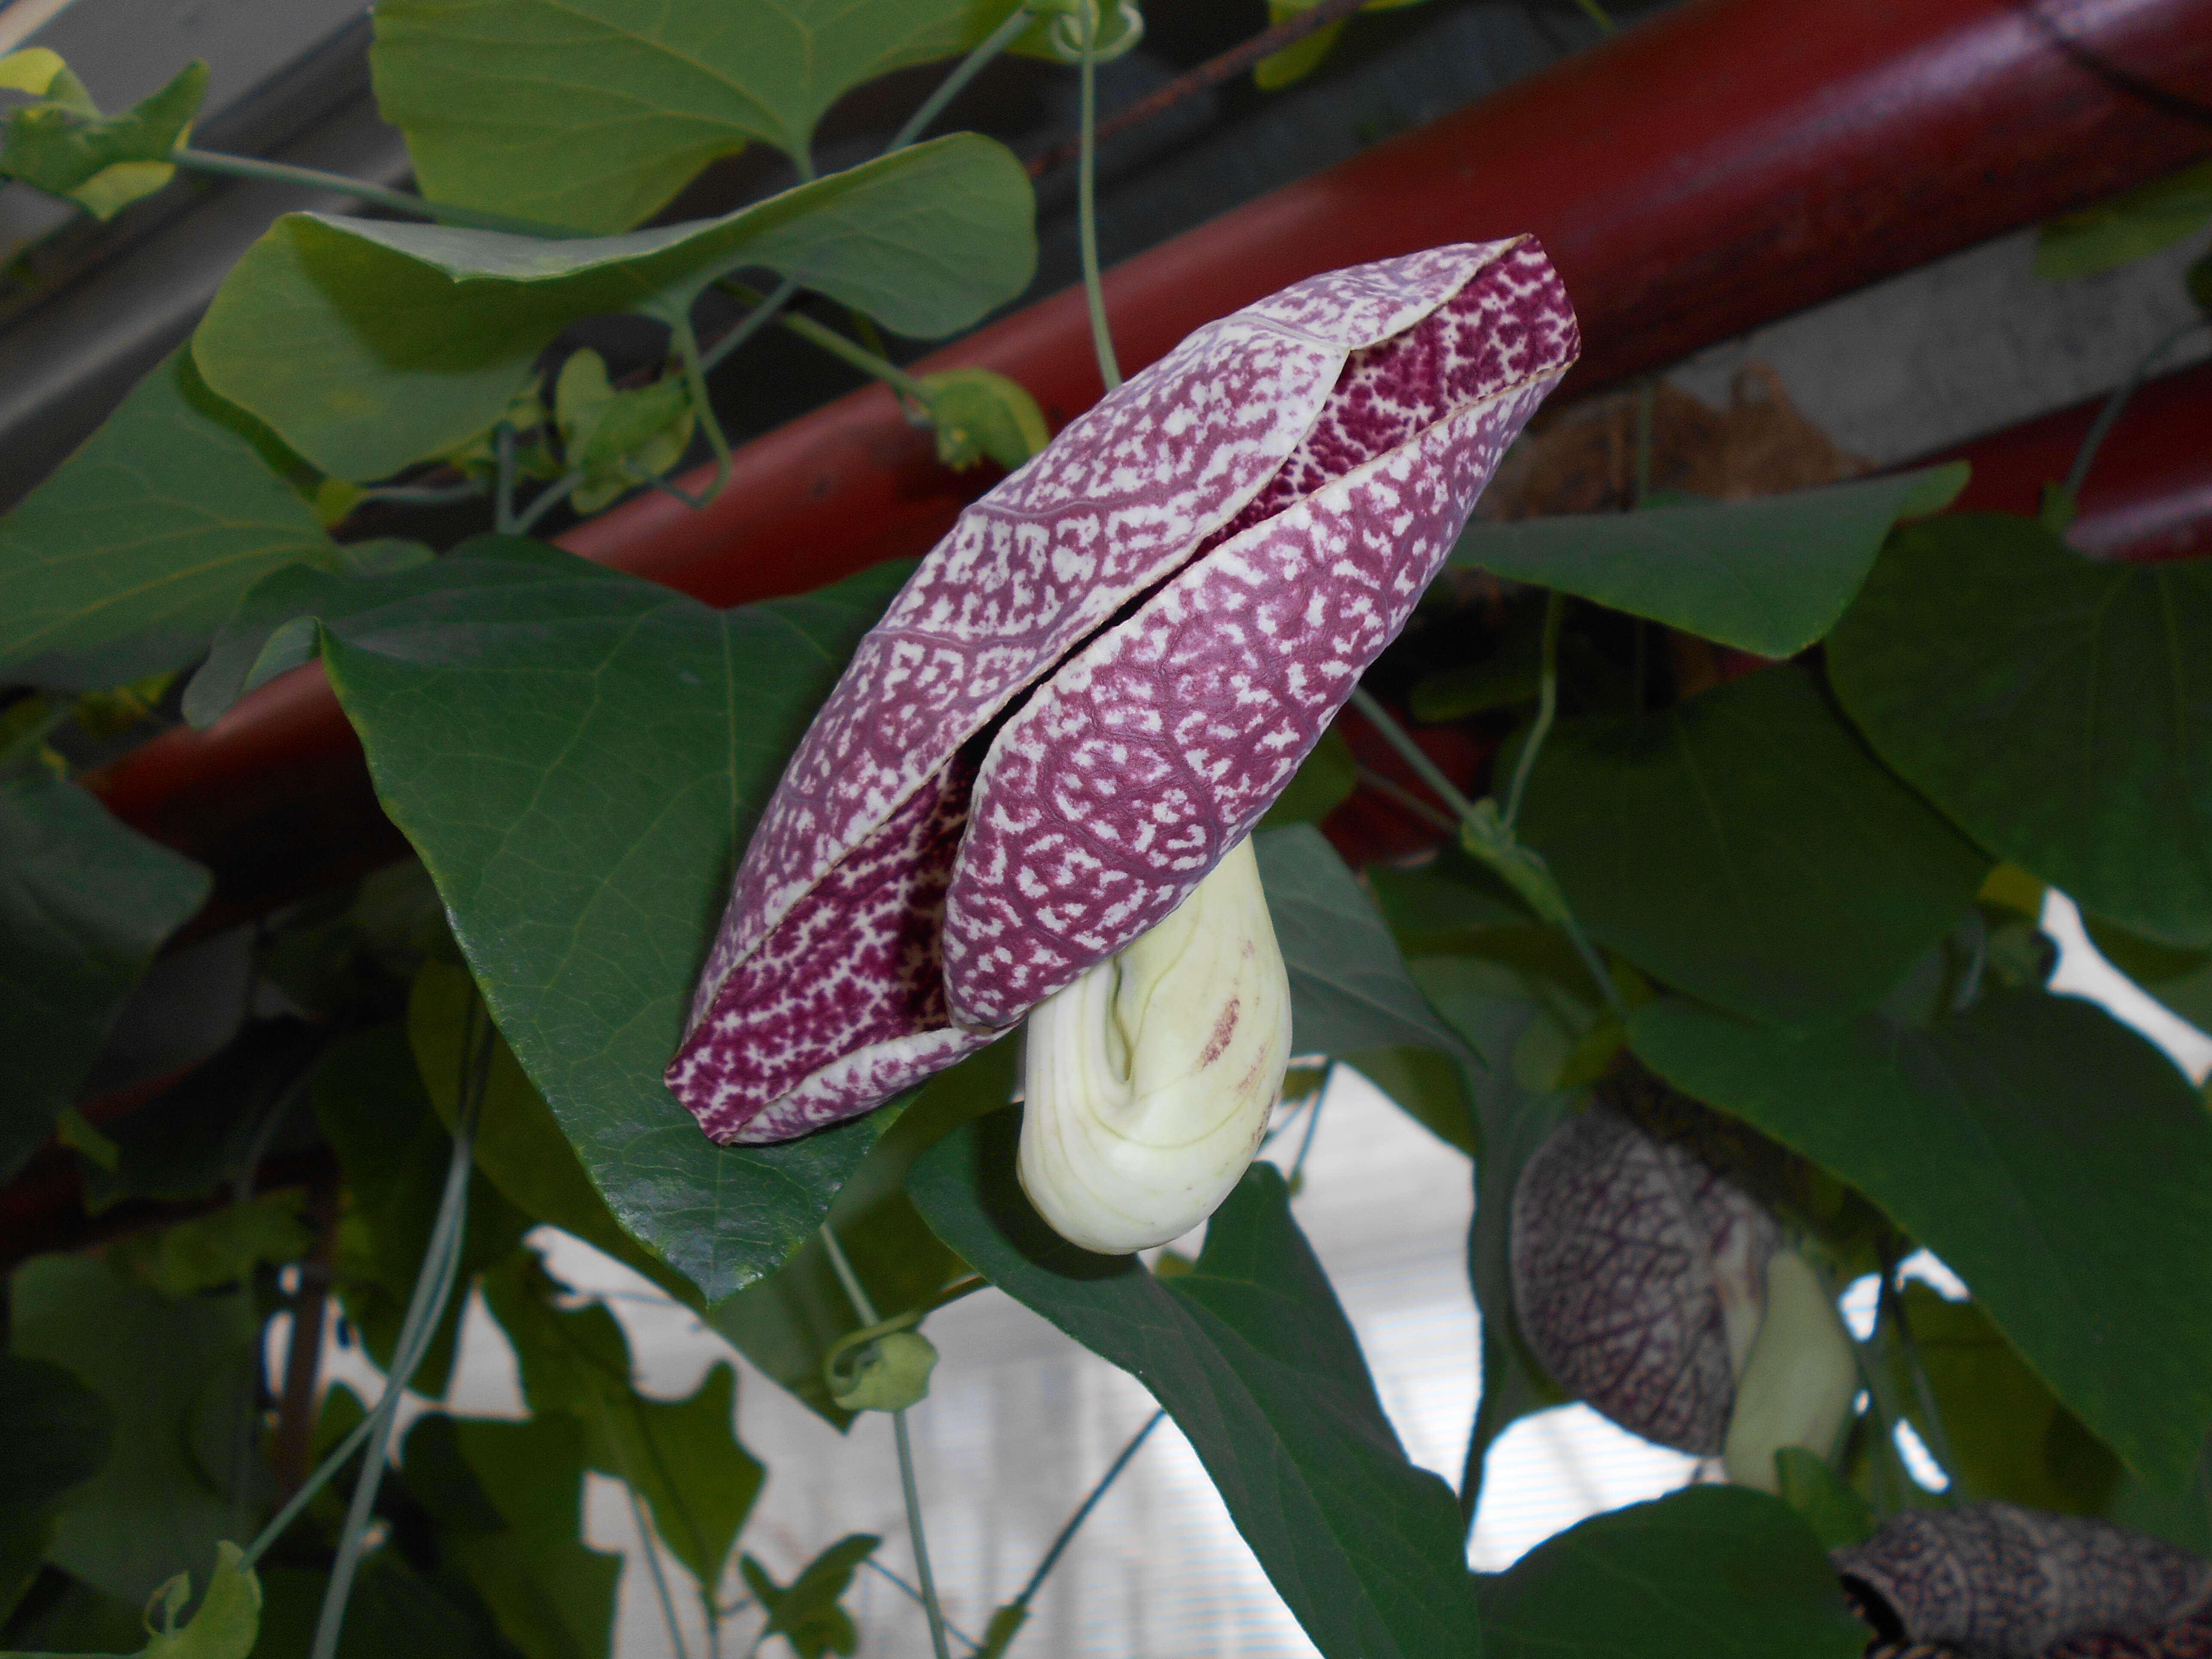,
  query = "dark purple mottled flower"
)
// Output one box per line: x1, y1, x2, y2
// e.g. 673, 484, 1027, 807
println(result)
1841, 1505, 2212, 1659
668, 239, 1579, 1144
